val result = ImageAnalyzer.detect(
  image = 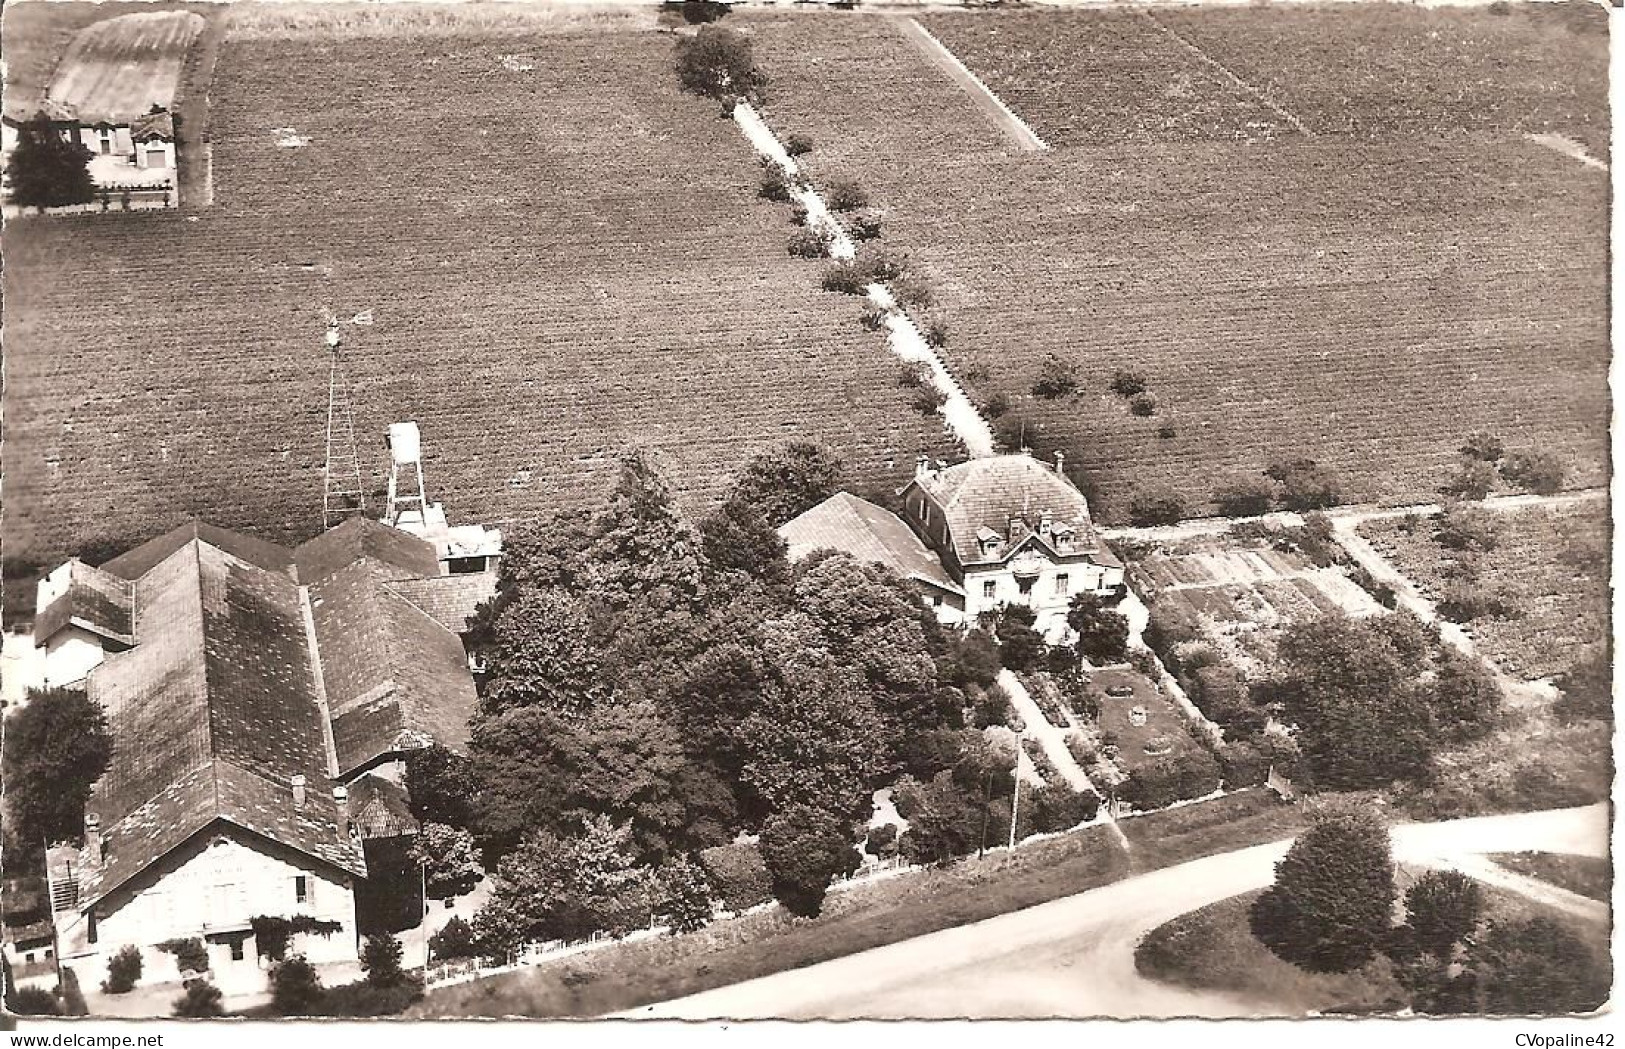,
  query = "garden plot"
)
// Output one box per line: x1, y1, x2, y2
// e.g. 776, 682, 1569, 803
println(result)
1356, 501, 1609, 682
1, 24, 957, 565
1132, 536, 1384, 677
